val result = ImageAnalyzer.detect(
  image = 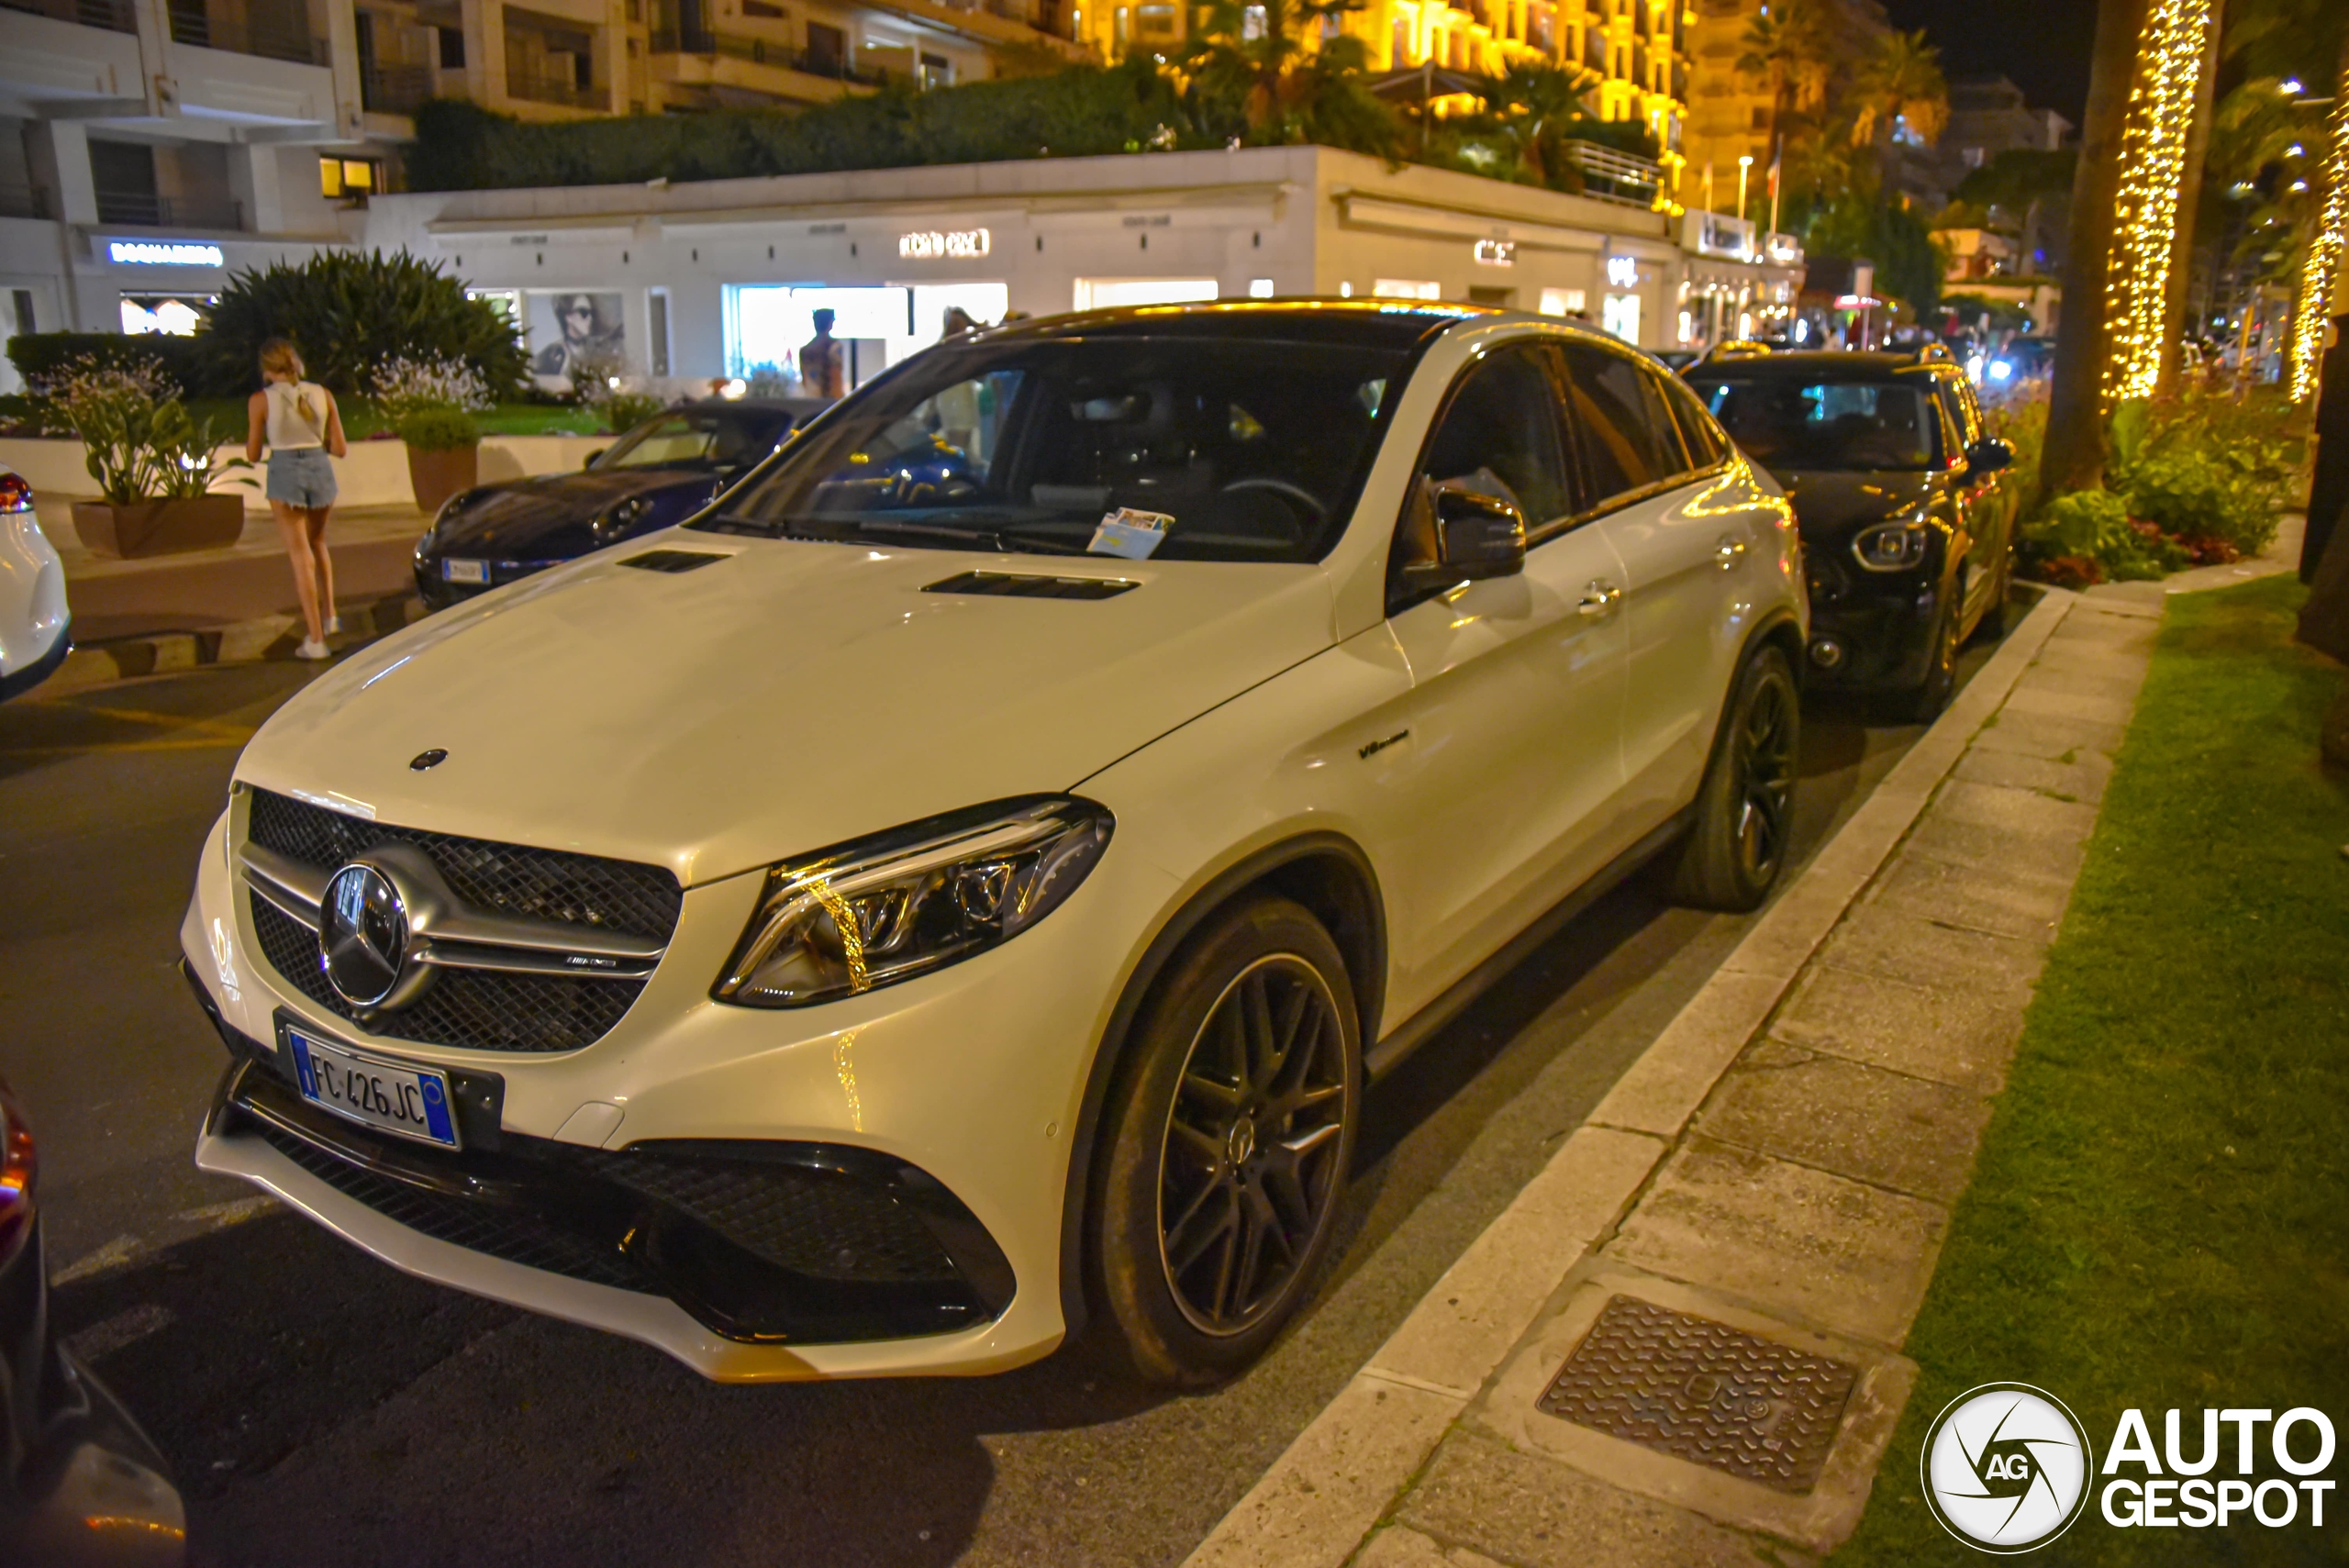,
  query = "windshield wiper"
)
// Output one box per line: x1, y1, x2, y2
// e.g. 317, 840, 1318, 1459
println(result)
704, 514, 1089, 555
